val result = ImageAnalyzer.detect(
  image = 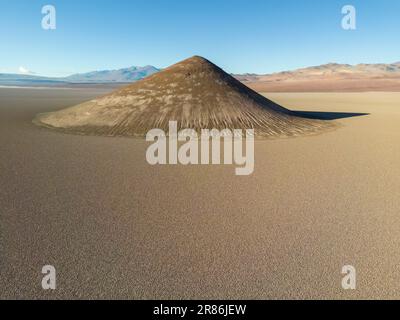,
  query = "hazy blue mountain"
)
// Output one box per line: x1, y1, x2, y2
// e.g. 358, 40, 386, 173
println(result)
64, 66, 160, 83
0, 65, 160, 86
0, 73, 59, 81
0, 73, 67, 86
